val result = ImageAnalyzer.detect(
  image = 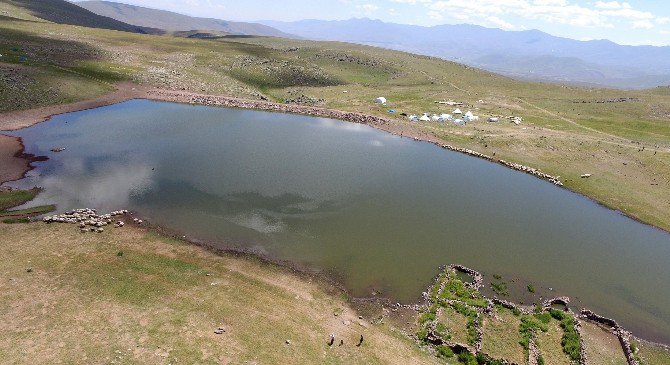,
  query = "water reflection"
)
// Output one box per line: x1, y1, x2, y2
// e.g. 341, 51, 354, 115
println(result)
5, 99, 670, 343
